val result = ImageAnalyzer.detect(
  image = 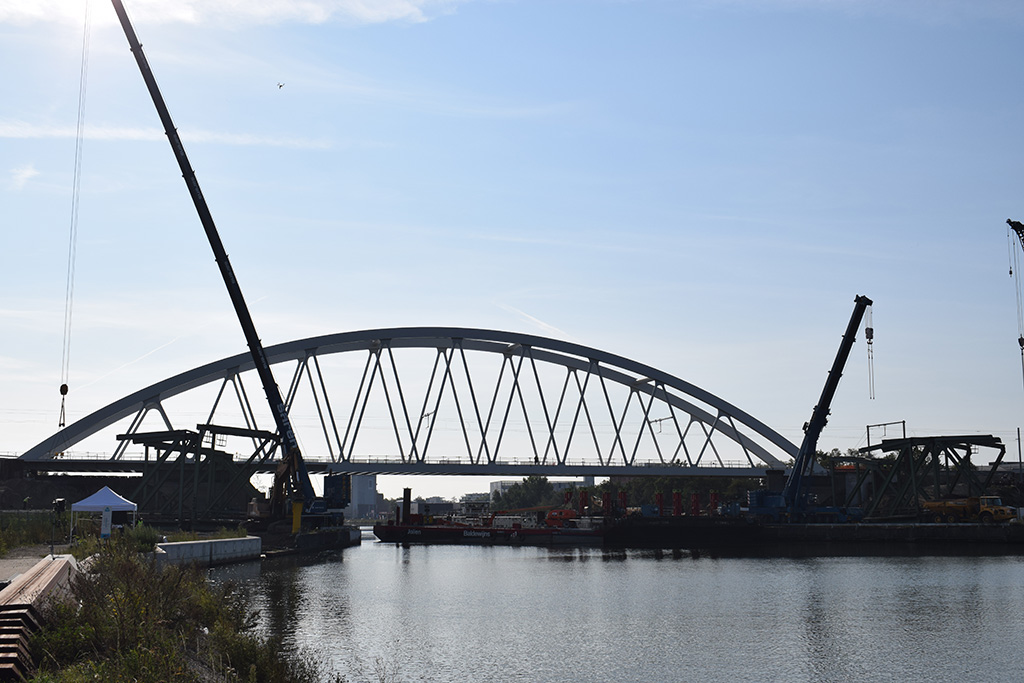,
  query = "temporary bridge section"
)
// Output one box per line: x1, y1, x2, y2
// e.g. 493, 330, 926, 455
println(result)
842, 435, 1006, 519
